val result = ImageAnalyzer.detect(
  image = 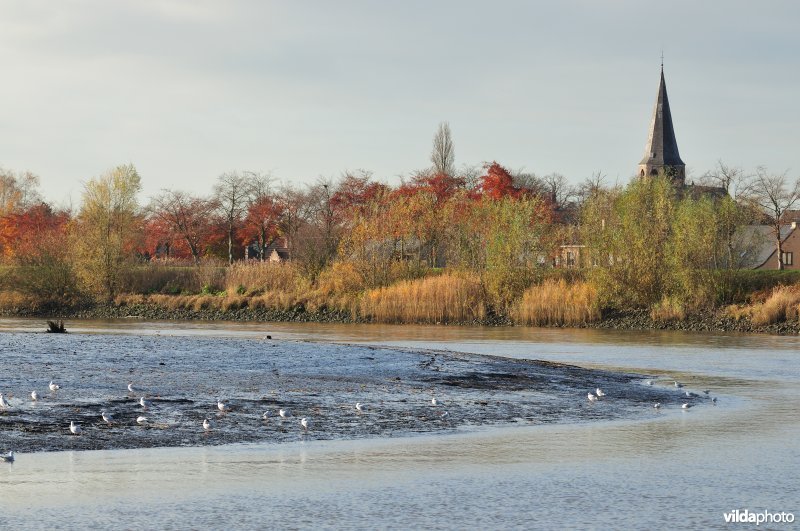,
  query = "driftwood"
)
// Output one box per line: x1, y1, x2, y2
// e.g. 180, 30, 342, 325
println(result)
46, 320, 67, 333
